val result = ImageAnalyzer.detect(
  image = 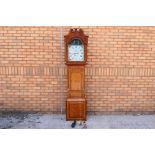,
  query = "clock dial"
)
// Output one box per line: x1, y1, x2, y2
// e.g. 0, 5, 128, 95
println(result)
68, 45, 84, 61
68, 39, 84, 61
